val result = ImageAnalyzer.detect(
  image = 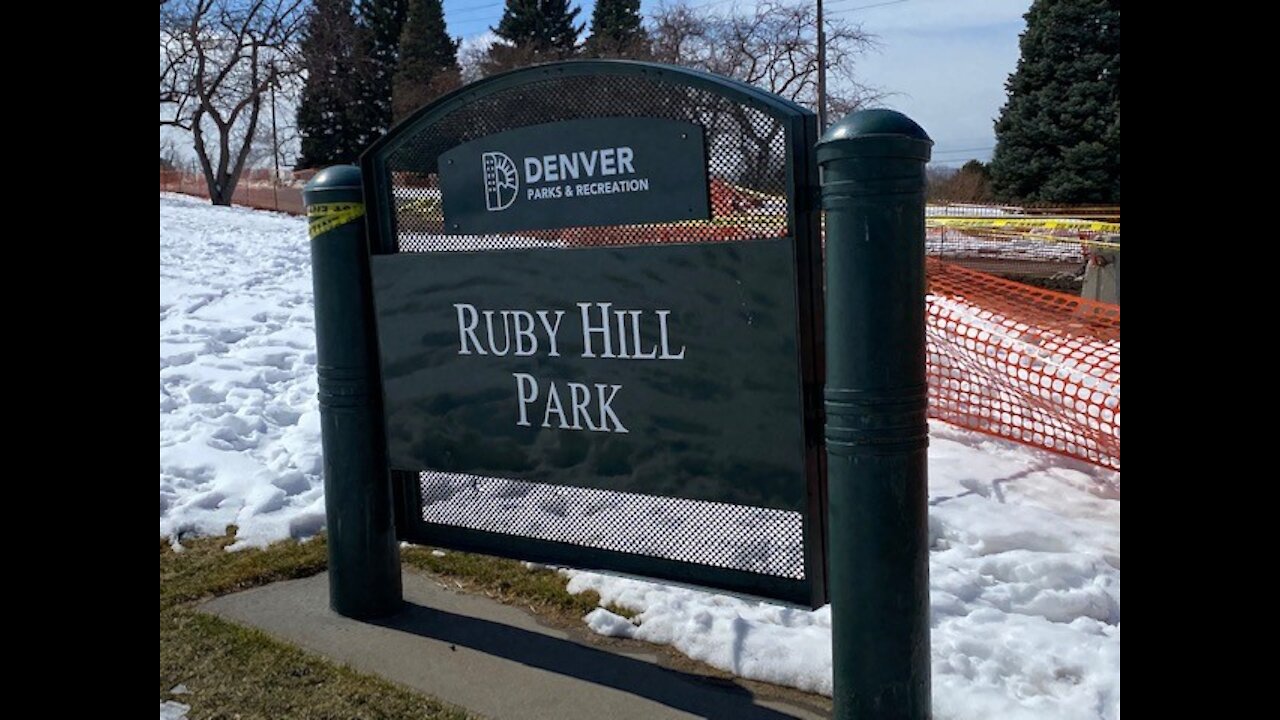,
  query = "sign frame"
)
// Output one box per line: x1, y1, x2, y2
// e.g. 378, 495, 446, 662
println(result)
359, 60, 828, 607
